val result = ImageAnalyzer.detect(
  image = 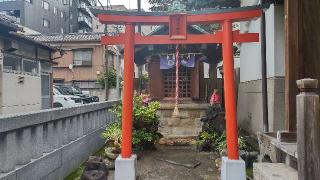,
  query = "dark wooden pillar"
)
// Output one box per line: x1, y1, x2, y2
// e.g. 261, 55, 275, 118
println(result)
285, 0, 320, 131
284, 0, 303, 131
